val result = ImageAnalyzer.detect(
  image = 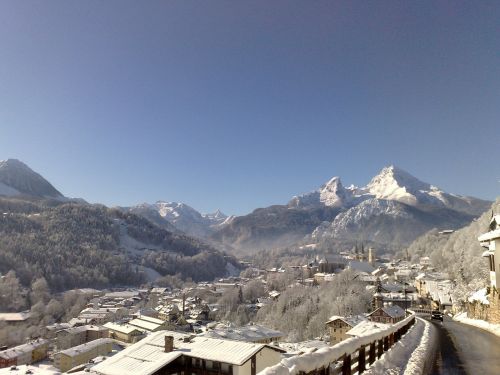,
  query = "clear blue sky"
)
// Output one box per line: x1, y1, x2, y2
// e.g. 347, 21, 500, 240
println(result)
0, 1, 498, 215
